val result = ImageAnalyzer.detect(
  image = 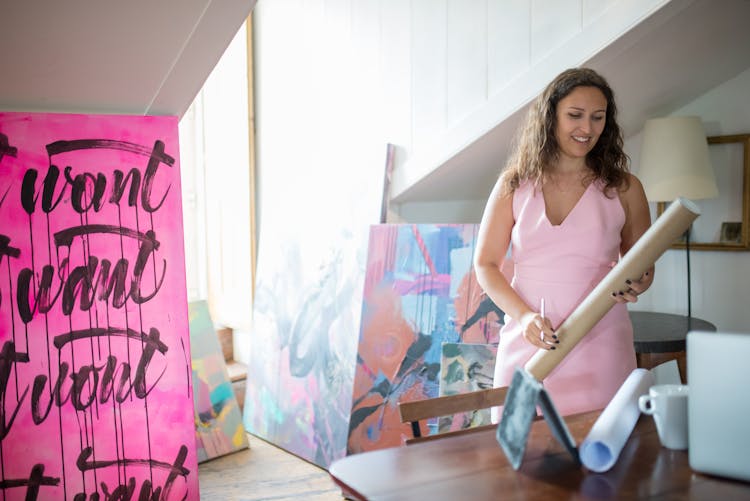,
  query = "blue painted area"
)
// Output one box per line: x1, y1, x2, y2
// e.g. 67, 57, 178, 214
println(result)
209, 382, 234, 405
